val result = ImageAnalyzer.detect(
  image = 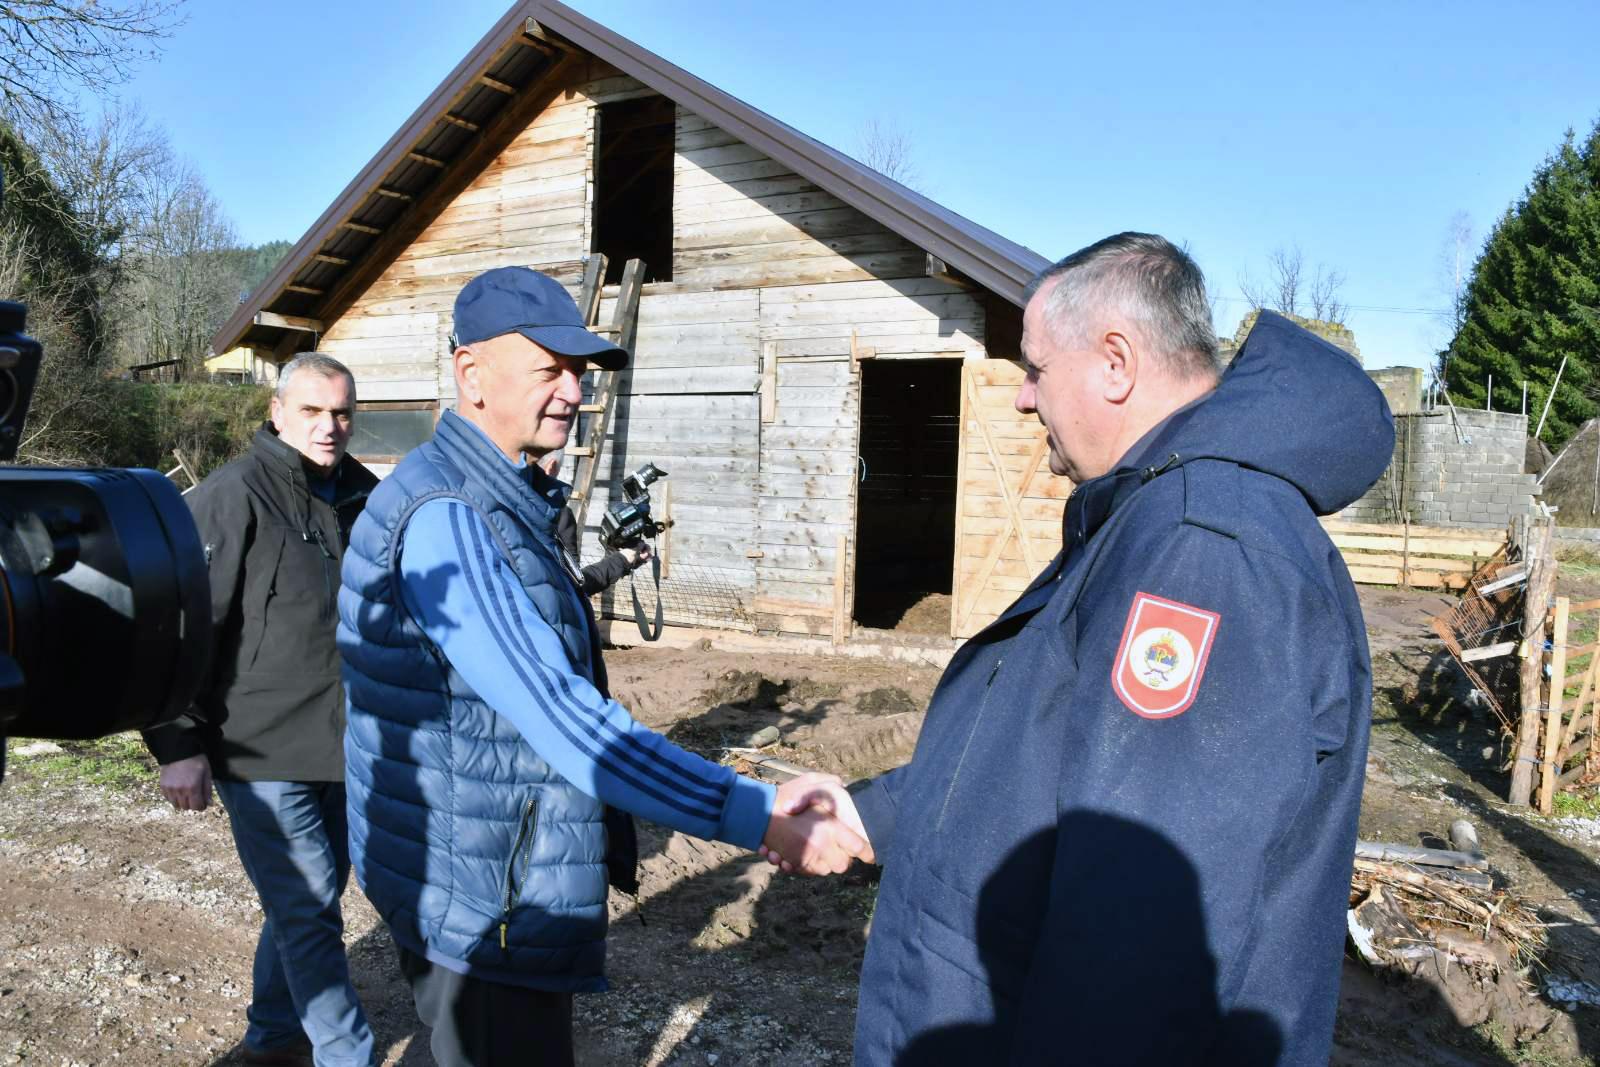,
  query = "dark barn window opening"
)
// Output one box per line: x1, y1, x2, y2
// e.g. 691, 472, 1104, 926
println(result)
348, 401, 439, 464
853, 359, 962, 634
593, 95, 675, 284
